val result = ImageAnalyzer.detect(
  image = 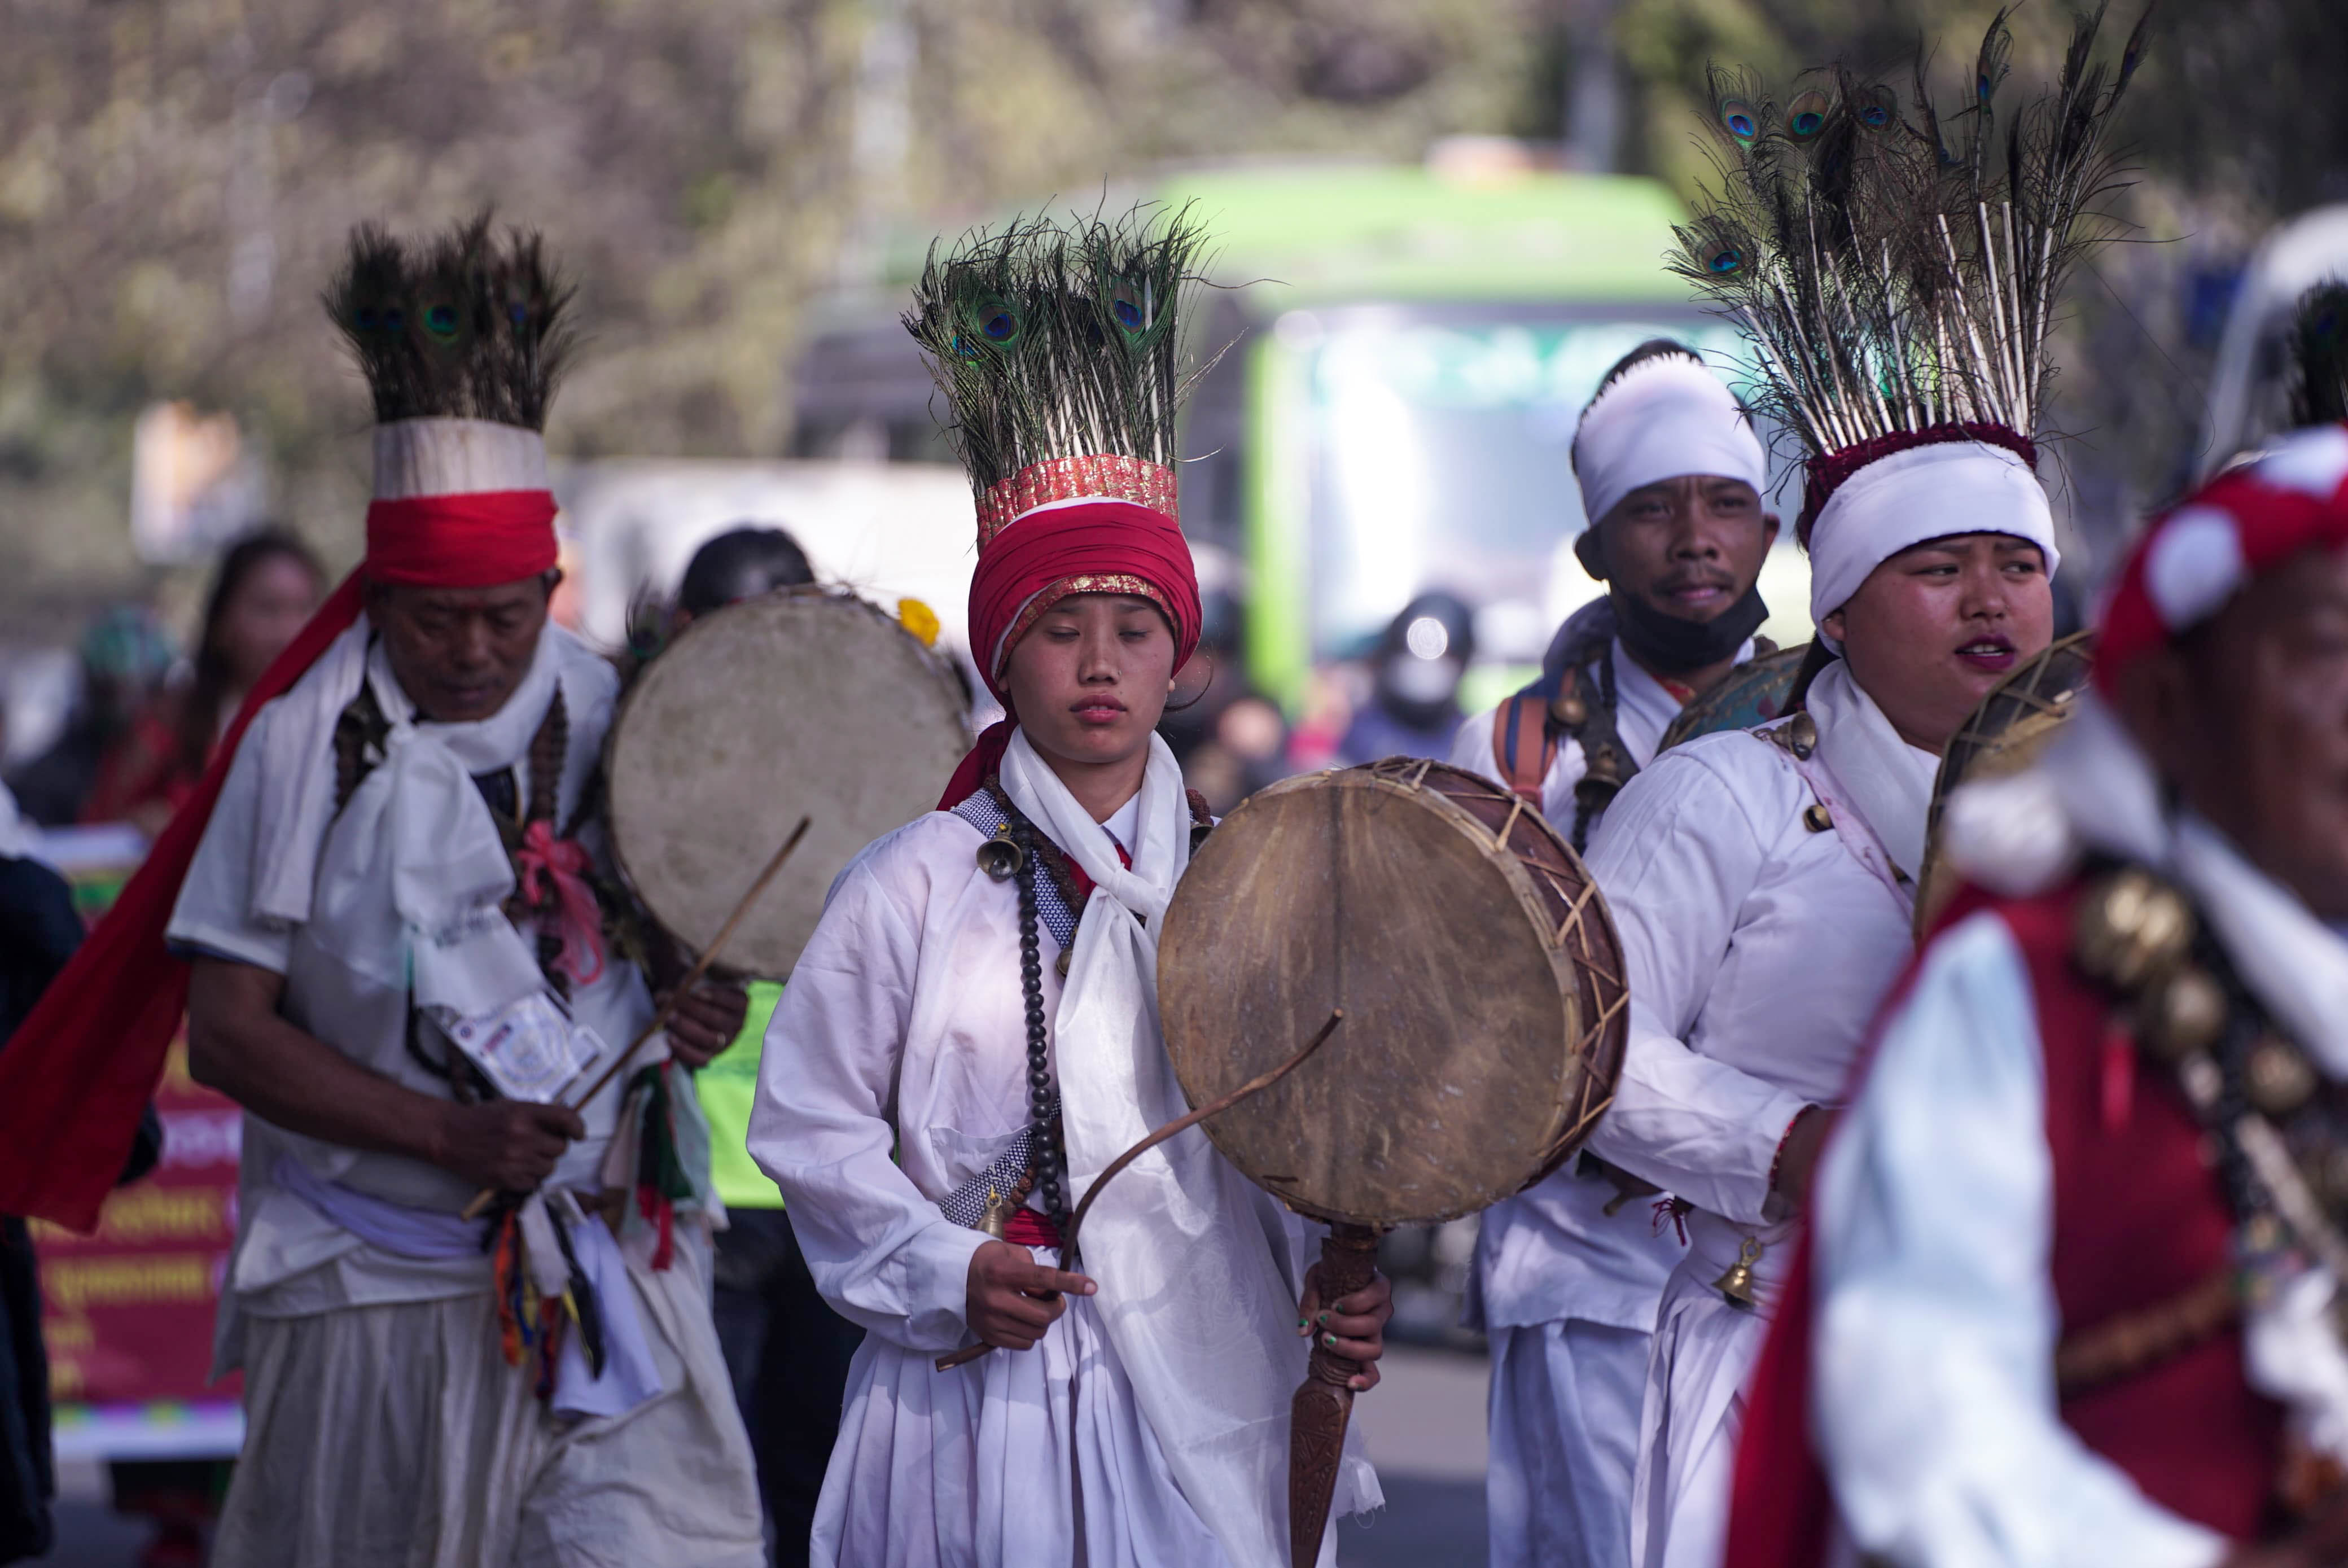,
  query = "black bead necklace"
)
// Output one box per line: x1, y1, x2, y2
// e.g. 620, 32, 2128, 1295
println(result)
1008, 812, 1068, 1227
